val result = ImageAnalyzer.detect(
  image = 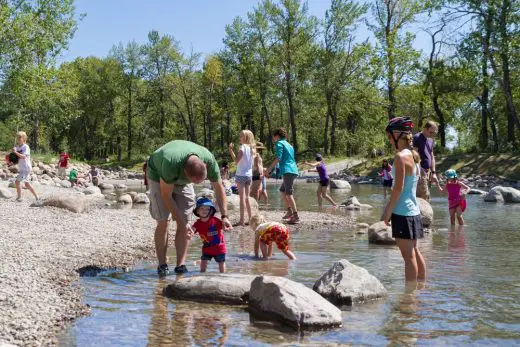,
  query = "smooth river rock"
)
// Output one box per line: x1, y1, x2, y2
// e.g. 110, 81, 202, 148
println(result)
418, 198, 434, 227
0, 187, 13, 199
82, 186, 101, 195
38, 194, 89, 213
330, 179, 351, 190
133, 193, 150, 204
117, 194, 133, 205
163, 274, 257, 305
248, 275, 342, 330
484, 186, 520, 203
226, 194, 258, 213
368, 221, 395, 245
313, 259, 387, 306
